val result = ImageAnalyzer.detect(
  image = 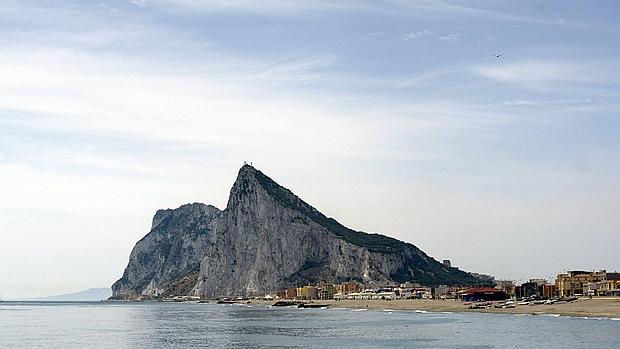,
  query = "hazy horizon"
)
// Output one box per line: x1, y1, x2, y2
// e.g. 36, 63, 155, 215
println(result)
1, 1, 619, 298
